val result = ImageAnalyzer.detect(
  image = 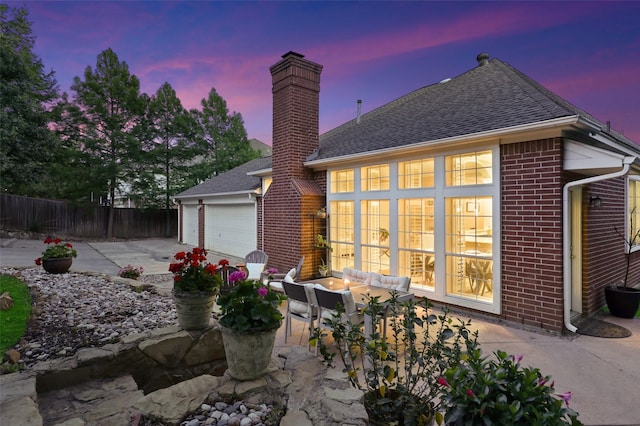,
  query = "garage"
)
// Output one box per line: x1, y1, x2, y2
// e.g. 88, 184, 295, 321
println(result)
181, 204, 199, 247
205, 203, 257, 258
